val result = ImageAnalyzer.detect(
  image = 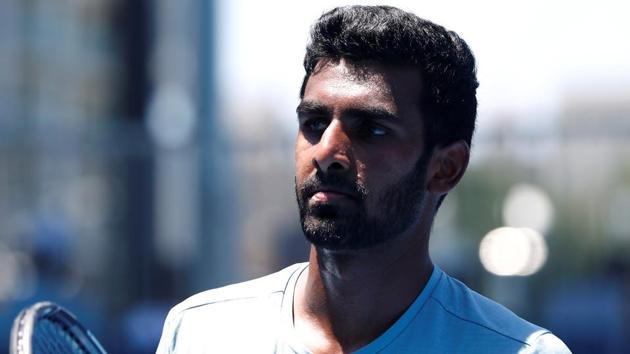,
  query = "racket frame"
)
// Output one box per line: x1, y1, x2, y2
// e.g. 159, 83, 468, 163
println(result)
10, 301, 107, 354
